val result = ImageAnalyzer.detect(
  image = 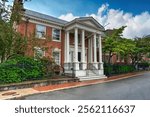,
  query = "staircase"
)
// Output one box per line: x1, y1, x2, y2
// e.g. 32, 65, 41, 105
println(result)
78, 70, 107, 81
